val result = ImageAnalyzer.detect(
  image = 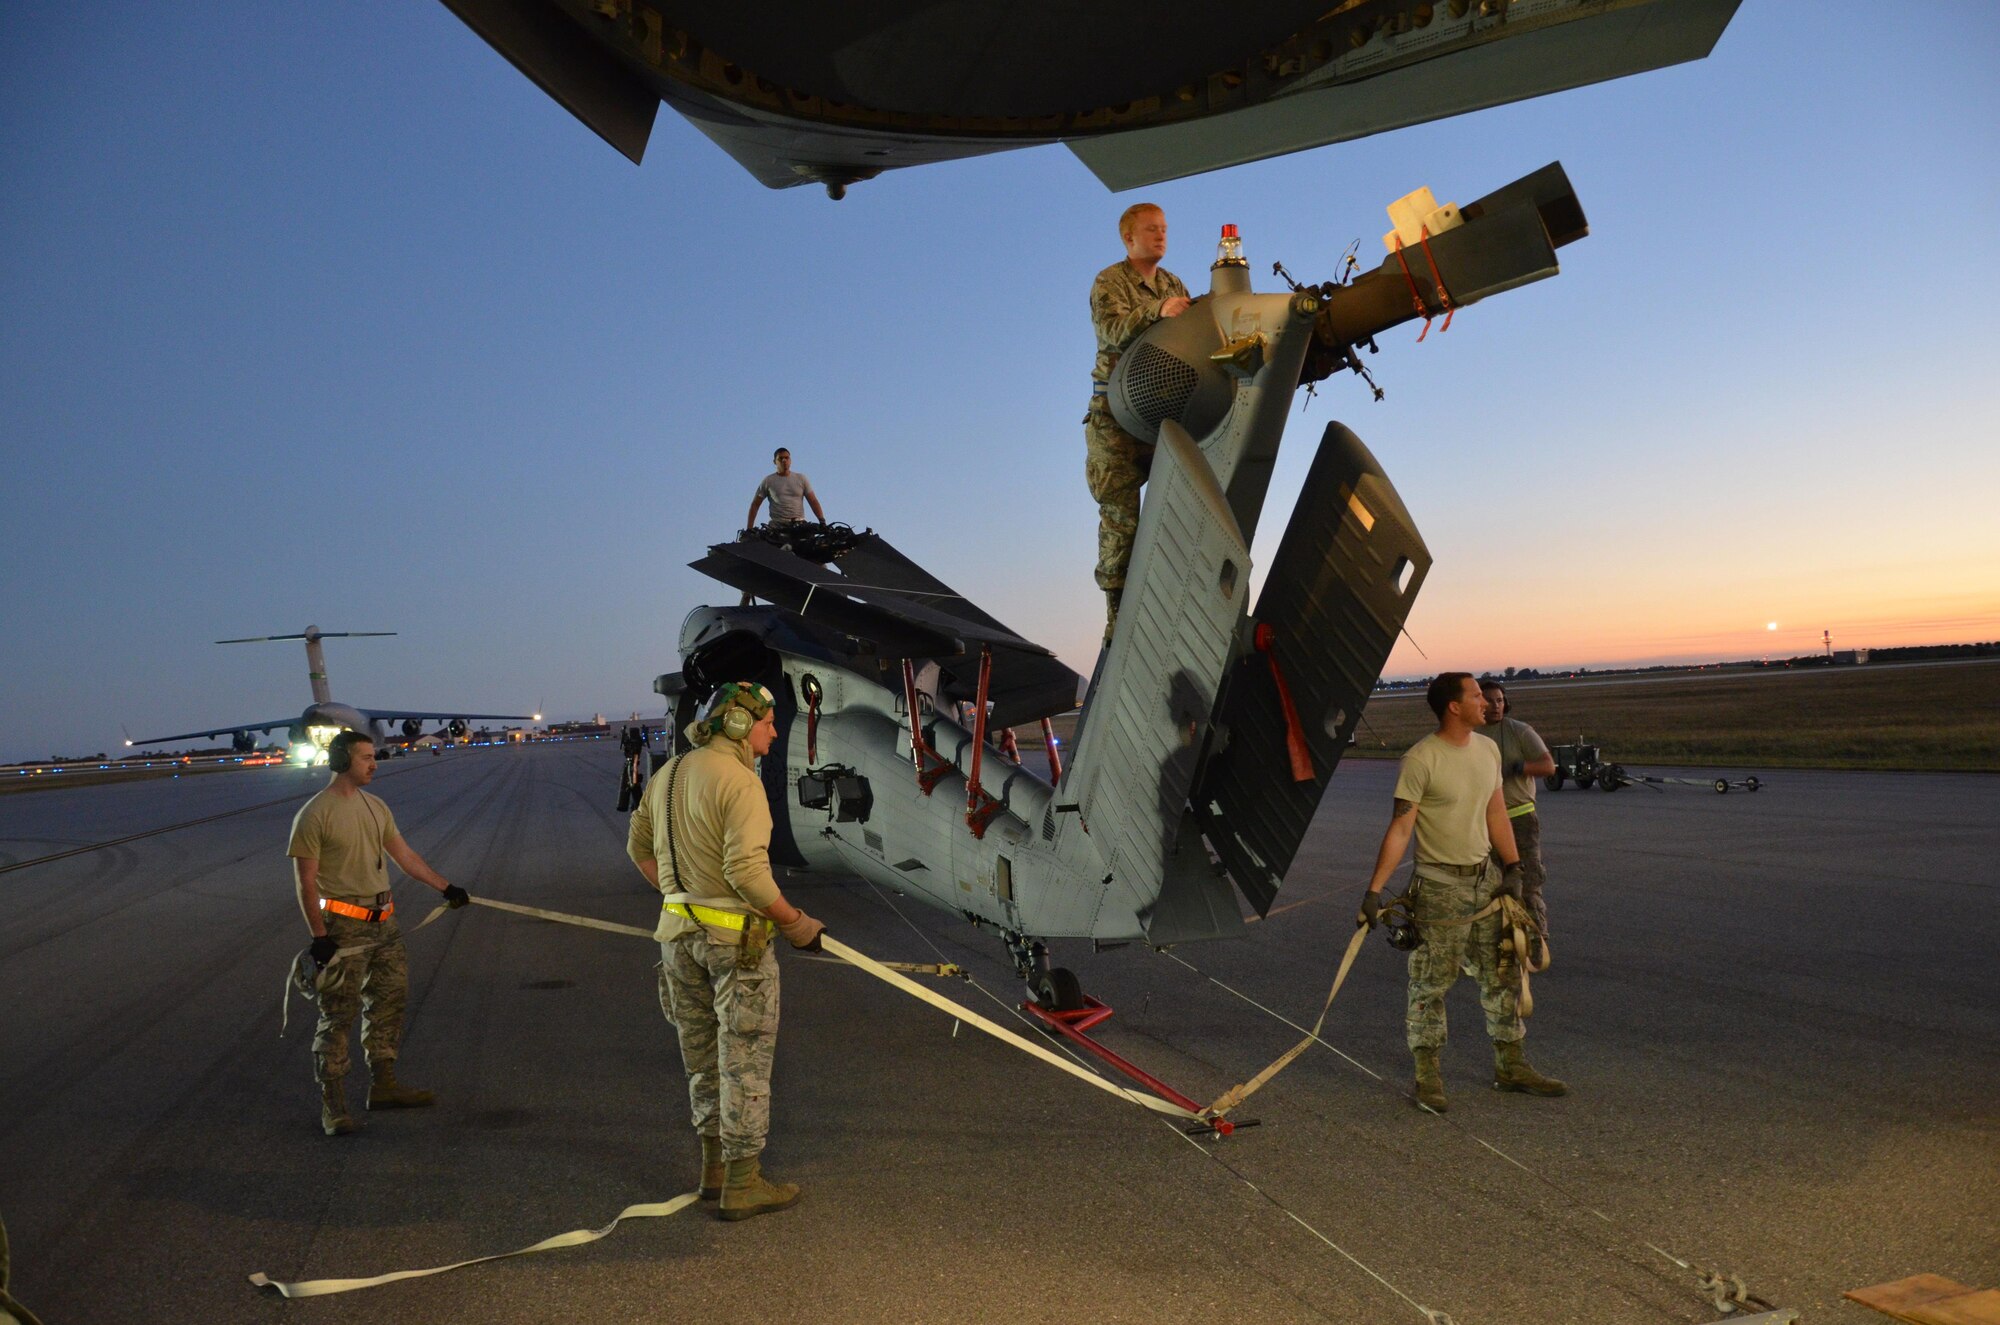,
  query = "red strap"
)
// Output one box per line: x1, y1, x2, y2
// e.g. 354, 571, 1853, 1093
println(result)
1417, 225, 1454, 334
1255, 624, 1315, 783
1390, 236, 1433, 342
